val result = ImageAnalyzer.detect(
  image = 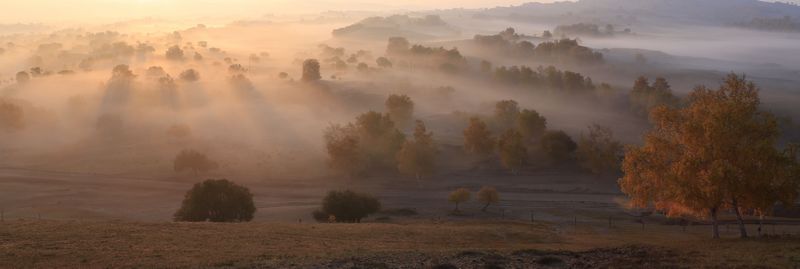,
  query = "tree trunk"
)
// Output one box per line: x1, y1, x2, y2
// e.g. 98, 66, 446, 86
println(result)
758, 214, 764, 237
732, 198, 748, 238
482, 203, 489, 212
710, 207, 720, 239
454, 202, 459, 212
